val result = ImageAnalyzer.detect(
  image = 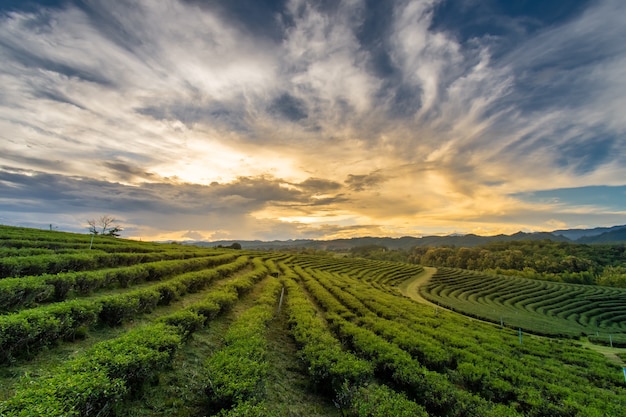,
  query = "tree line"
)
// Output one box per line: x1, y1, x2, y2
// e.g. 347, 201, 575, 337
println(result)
349, 240, 626, 287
